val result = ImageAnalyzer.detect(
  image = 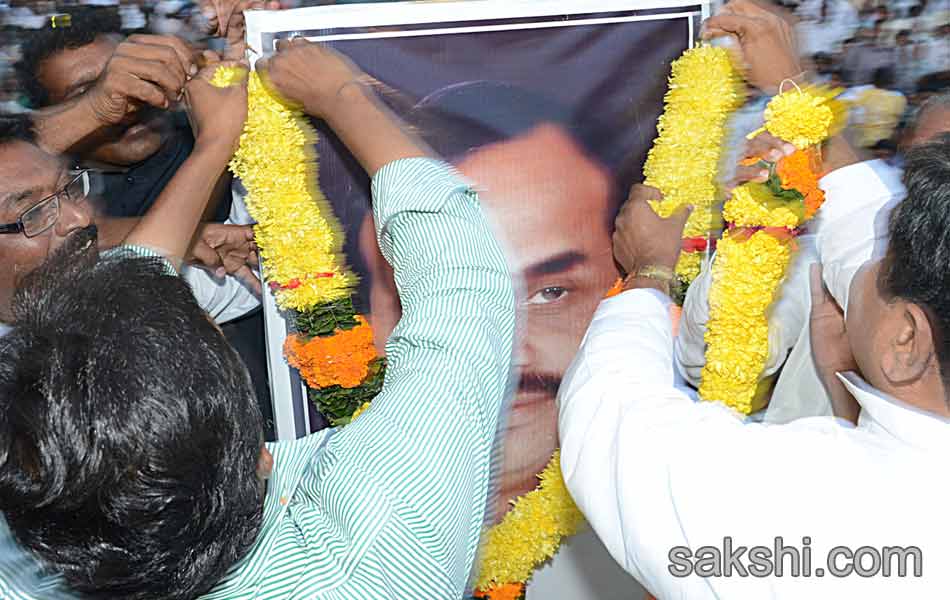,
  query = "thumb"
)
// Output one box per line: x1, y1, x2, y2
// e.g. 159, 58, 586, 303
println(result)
669, 203, 694, 230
